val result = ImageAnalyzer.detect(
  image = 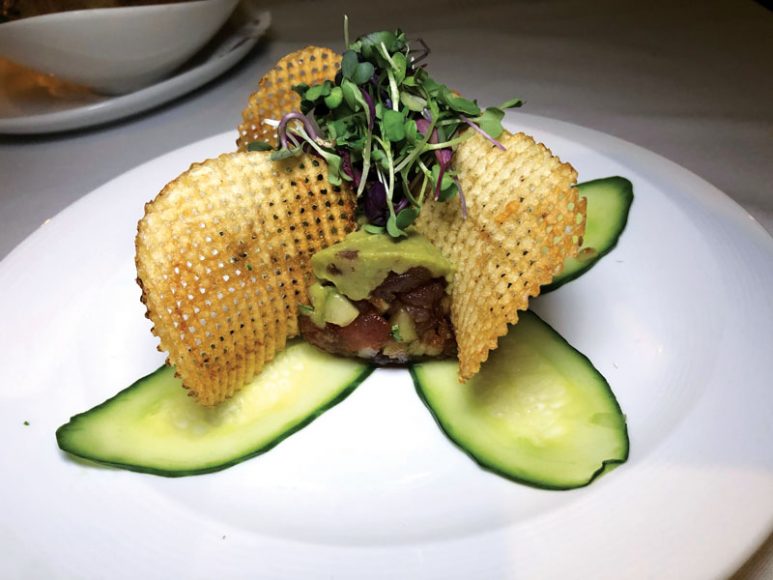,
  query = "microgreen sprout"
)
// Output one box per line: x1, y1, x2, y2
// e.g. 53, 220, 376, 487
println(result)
248, 20, 522, 237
